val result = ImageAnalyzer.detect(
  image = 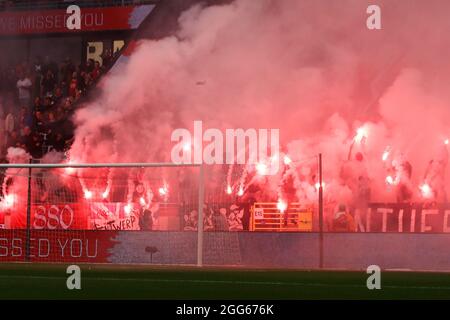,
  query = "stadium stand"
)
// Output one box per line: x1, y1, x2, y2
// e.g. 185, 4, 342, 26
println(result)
0, 49, 122, 159
0, 0, 230, 161
0, 0, 151, 160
